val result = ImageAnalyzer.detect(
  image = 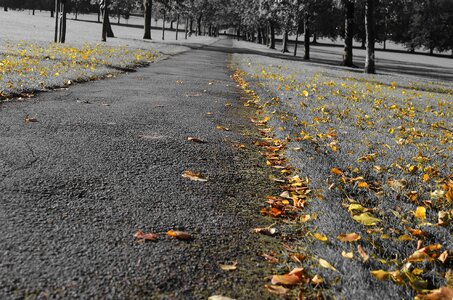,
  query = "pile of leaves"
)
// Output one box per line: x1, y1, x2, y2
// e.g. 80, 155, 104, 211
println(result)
0, 41, 159, 100
231, 55, 452, 299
